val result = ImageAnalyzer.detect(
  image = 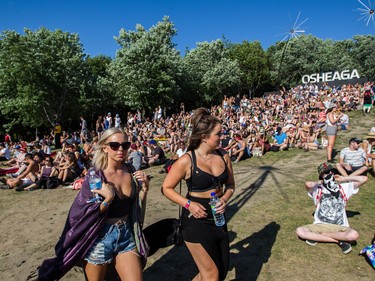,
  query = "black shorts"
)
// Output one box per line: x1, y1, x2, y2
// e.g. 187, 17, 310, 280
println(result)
181, 196, 229, 281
